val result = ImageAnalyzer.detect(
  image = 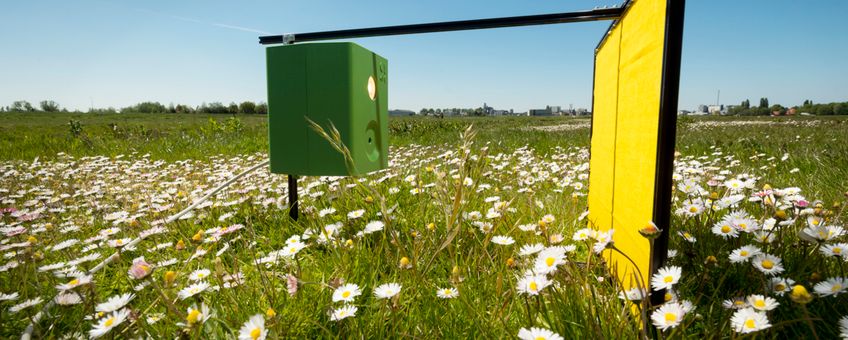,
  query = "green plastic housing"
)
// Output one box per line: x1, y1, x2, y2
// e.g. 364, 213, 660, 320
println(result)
266, 42, 388, 176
